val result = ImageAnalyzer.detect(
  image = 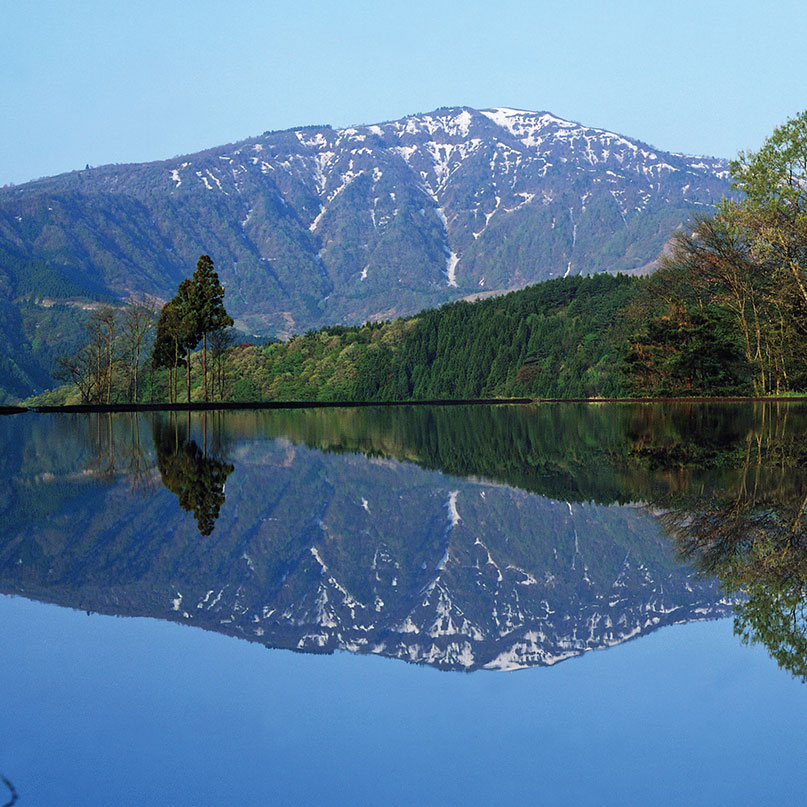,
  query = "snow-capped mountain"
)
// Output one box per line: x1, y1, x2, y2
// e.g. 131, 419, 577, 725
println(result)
0, 106, 729, 337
